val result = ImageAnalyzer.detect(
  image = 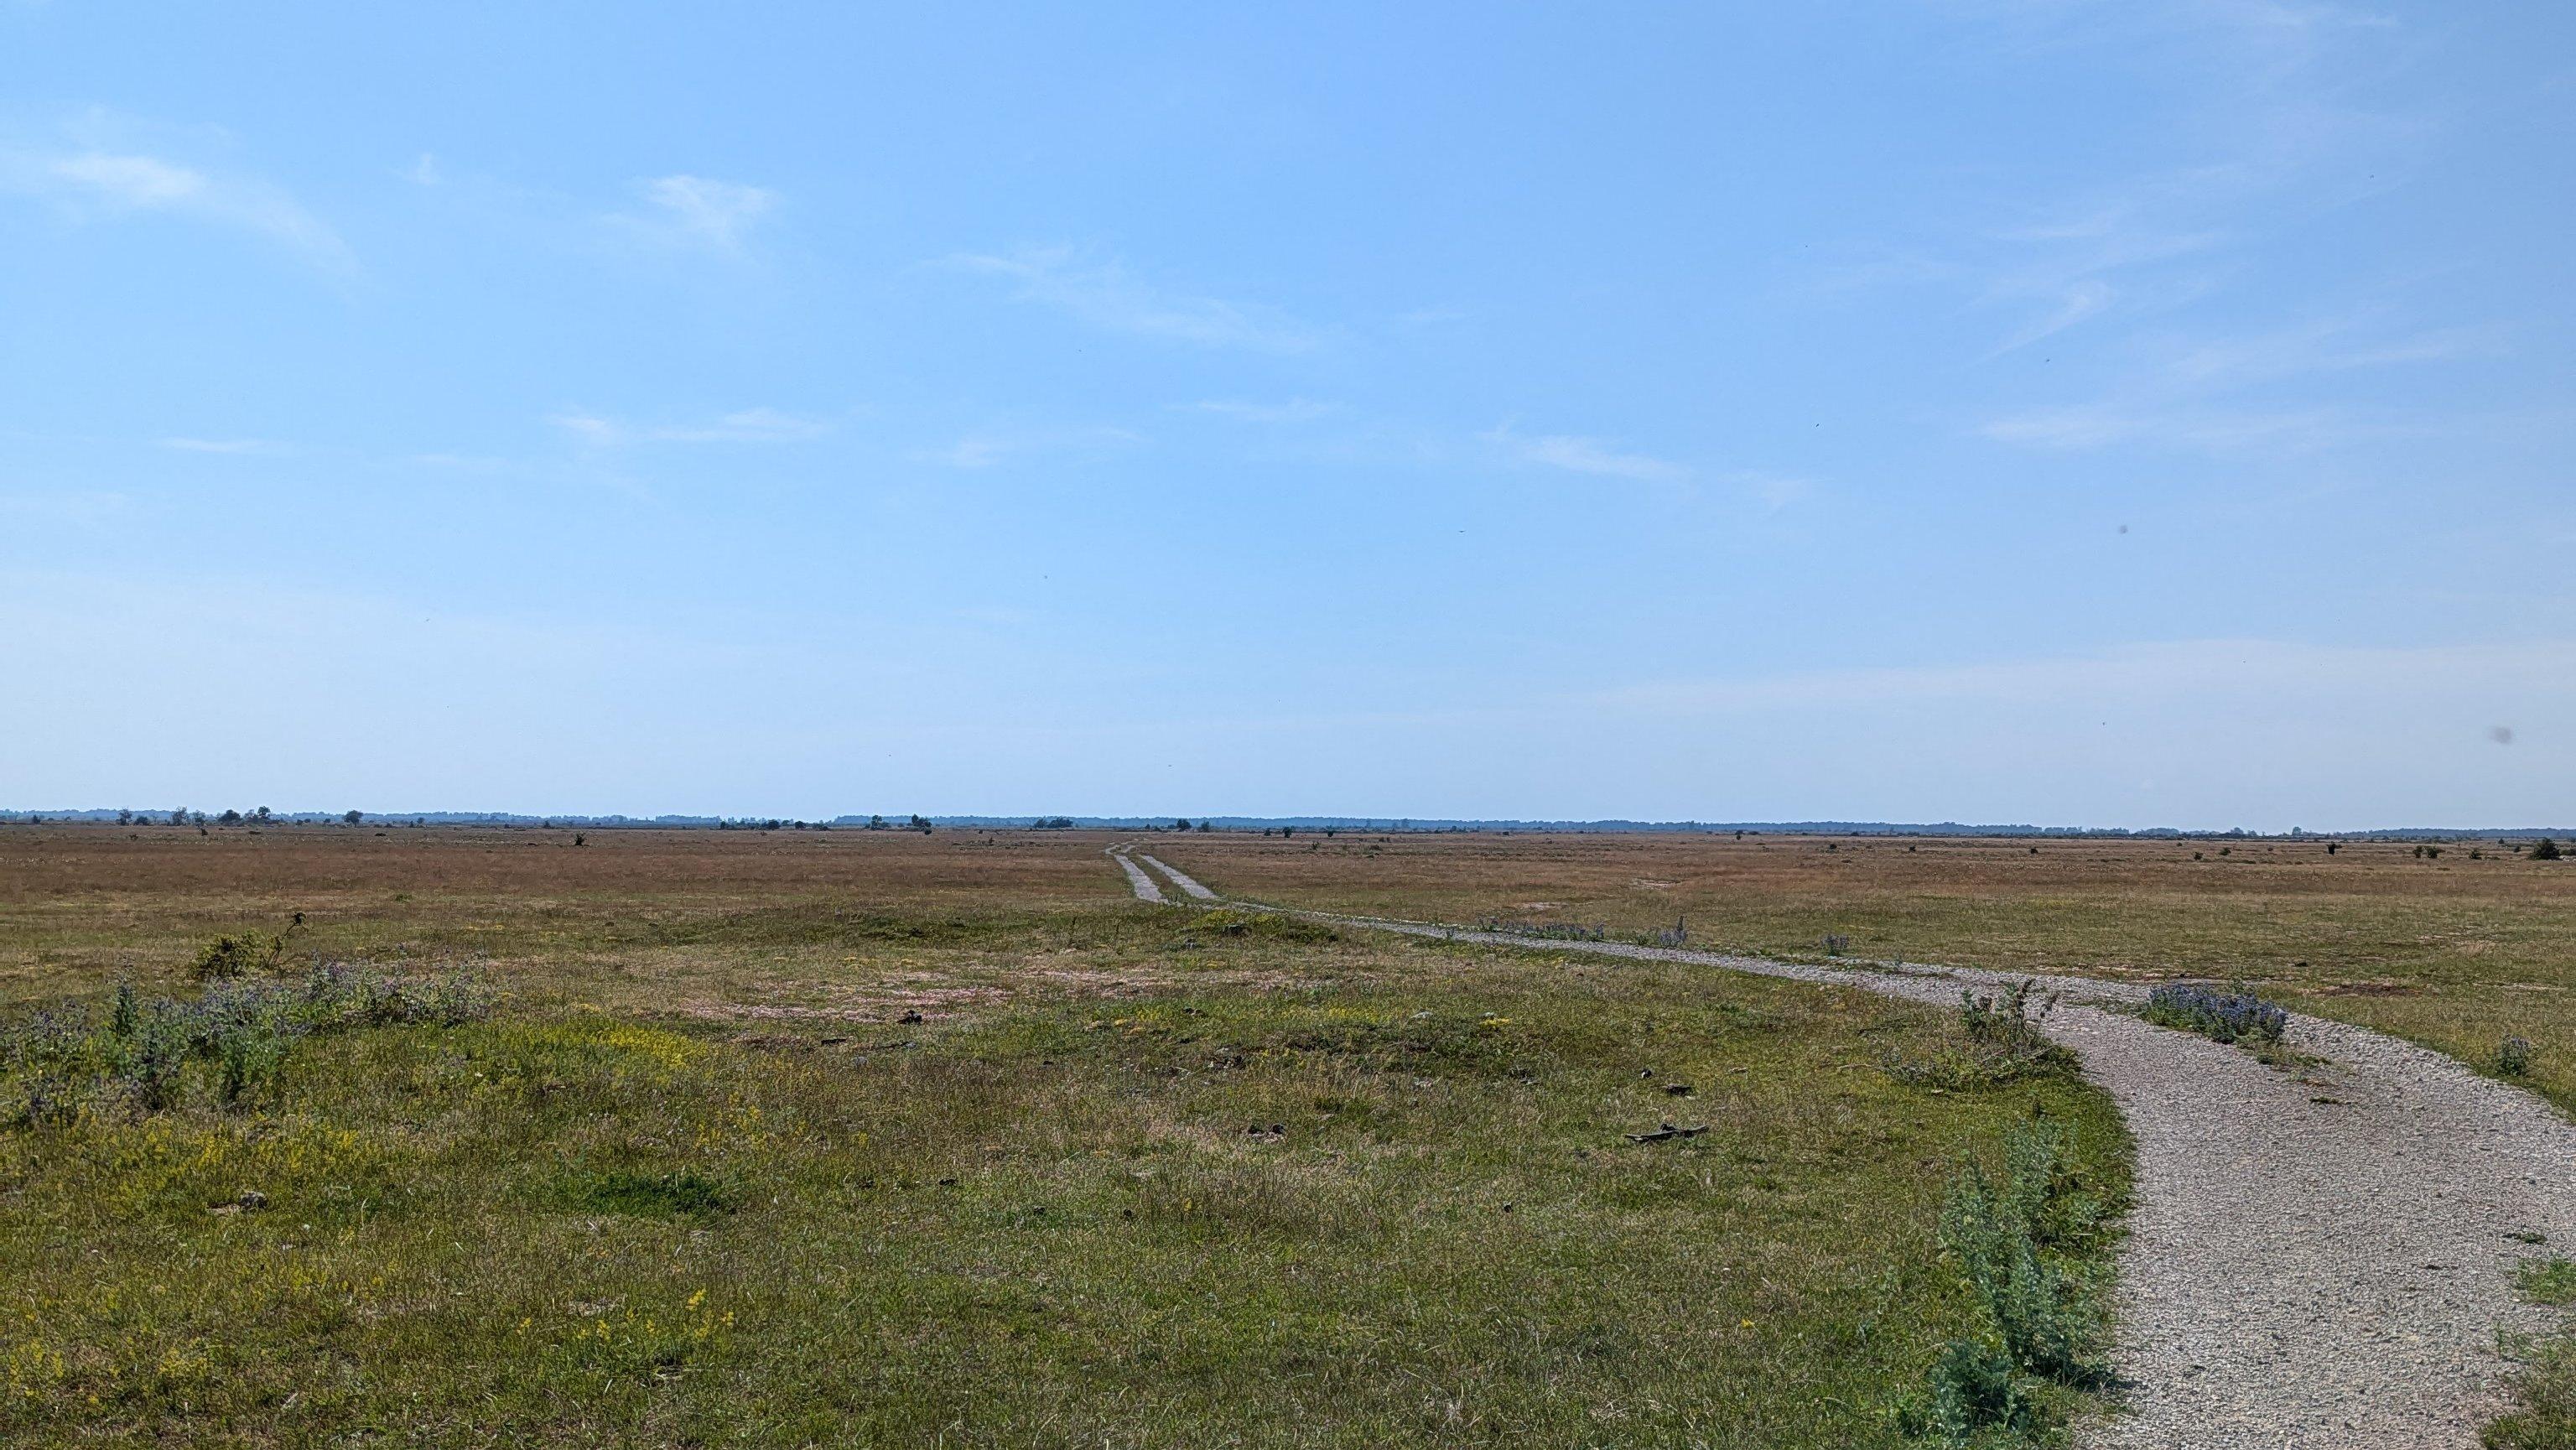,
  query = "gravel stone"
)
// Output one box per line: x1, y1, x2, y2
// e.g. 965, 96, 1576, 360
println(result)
1220, 899, 2576, 1448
